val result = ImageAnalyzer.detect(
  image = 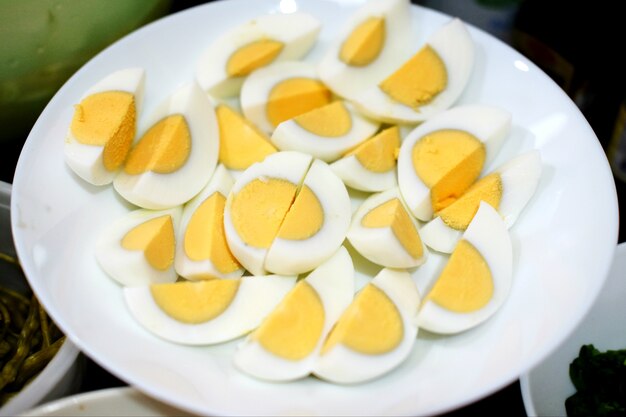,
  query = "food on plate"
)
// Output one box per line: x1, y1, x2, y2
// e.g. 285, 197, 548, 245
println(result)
416, 202, 512, 334
420, 150, 542, 253
317, 0, 413, 101
314, 268, 420, 384
113, 81, 219, 210
195, 12, 321, 98
351, 17, 474, 124
270, 101, 380, 162
240, 61, 333, 134
397, 104, 511, 221
123, 274, 296, 345
233, 246, 354, 381
347, 187, 428, 268
64, 67, 145, 186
